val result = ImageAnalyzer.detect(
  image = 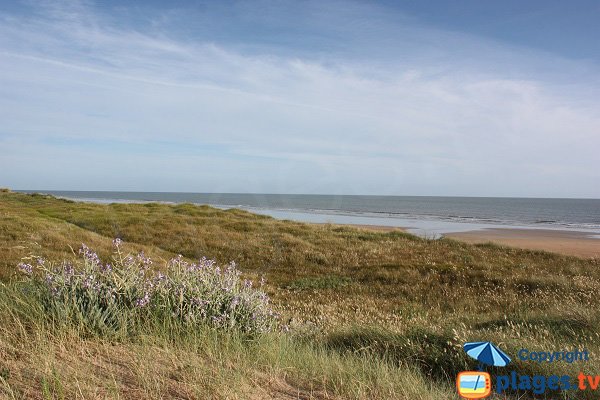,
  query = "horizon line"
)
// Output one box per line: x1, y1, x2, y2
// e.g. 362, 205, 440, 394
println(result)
11, 189, 600, 201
